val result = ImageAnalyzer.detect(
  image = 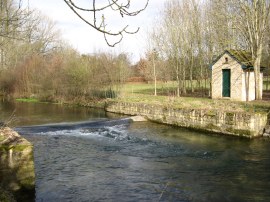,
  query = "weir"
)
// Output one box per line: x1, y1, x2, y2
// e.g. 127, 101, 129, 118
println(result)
15, 118, 134, 134
105, 101, 268, 138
